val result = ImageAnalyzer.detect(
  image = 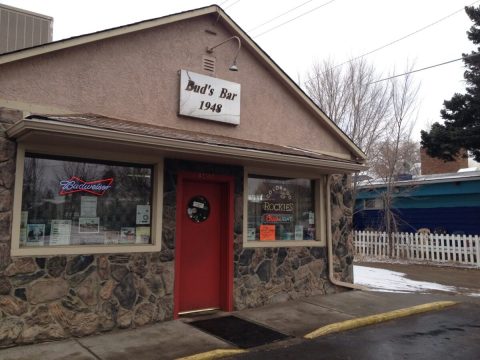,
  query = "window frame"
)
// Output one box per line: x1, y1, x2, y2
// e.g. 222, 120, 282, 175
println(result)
364, 198, 383, 210
242, 167, 326, 248
11, 143, 163, 256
